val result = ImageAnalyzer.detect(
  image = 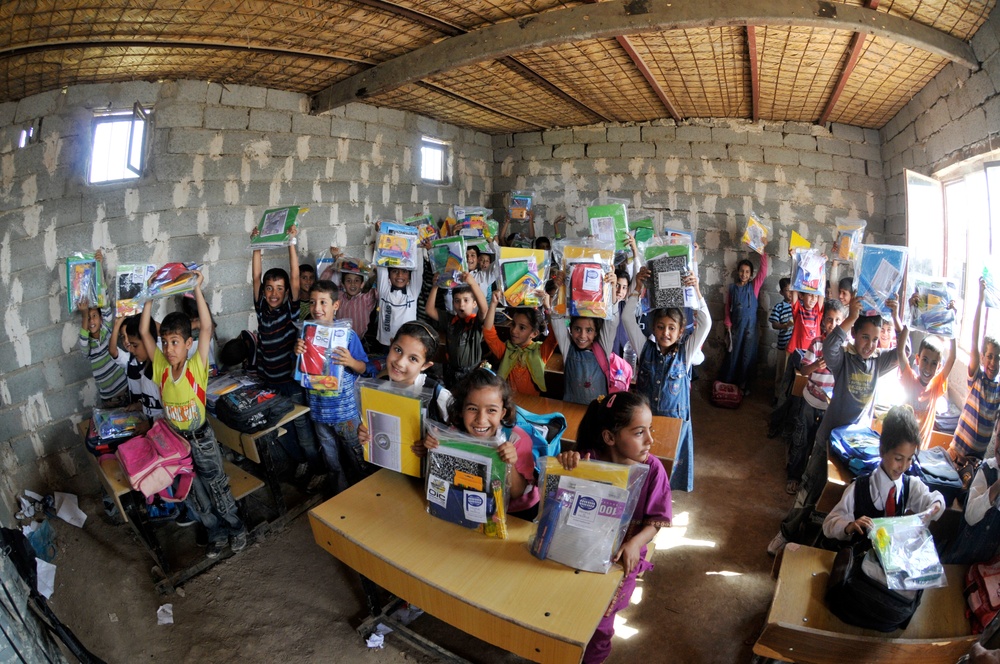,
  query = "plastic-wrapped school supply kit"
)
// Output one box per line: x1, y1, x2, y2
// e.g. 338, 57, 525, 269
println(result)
868, 512, 947, 590
530, 457, 648, 573
452, 206, 498, 241
66, 253, 105, 312
741, 213, 770, 254
983, 261, 1000, 309
909, 275, 957, 338
508, 191, 533, 222
790, 248, 826, 295
587, 201, 629, 251
834, 219, 866, 261
424, 423, 510, 539
115, 263, 156, 317
643, 241, 692, 310
142, 262, 201, 301
497, 246, 548, 307
296, 320, 352, 394
93, 408, 149, 440
853, 244, 908, 317
248, 206, 306, 250
429, 236, 468, 289
375, 222, 420, 269
357, 377, 430, 478
552, 238, 615, 319
404, 213, 439, 244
